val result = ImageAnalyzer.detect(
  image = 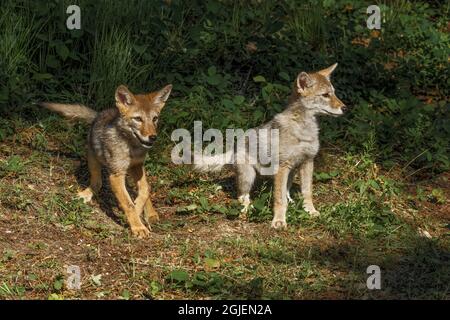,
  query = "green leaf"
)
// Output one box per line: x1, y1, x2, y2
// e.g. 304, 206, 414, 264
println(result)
133, 44, 148, 54
206, 74, 221, 86
369, 180, 380, 190
192, 272, 208, 287
149, 281, 162, 296
212, 204, 227, 214
56, 44, 70, 61
206, 1, 220, 14
279, 72, 290, 81
253, 110, 264, 122
204, 258, 220, 270
120, 289, 130, 300
253, 75, 266, 83
48, 293, 64, 300
222, 98, 235, 108
329, 171, 340, 177
207, 66, 217, 76
233, 95, 245, 105
314, 172, 335, 182
168, 270, 189, 282
253, 196, 267, 210
53, 279, 63, 291
322, 0, 335, 8
33, 73, 53, 81
199, 196, 209, 210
